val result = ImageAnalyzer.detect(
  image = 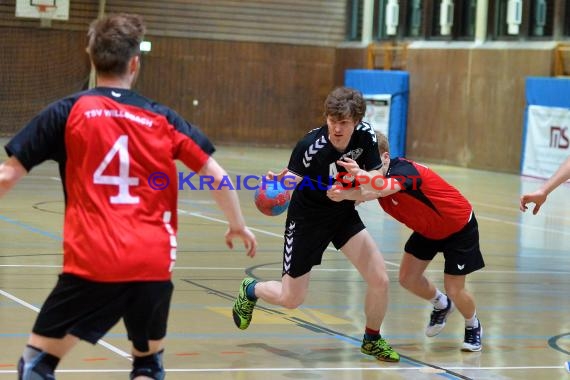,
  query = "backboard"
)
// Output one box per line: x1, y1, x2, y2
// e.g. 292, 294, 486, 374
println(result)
15, 0, 70, 21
